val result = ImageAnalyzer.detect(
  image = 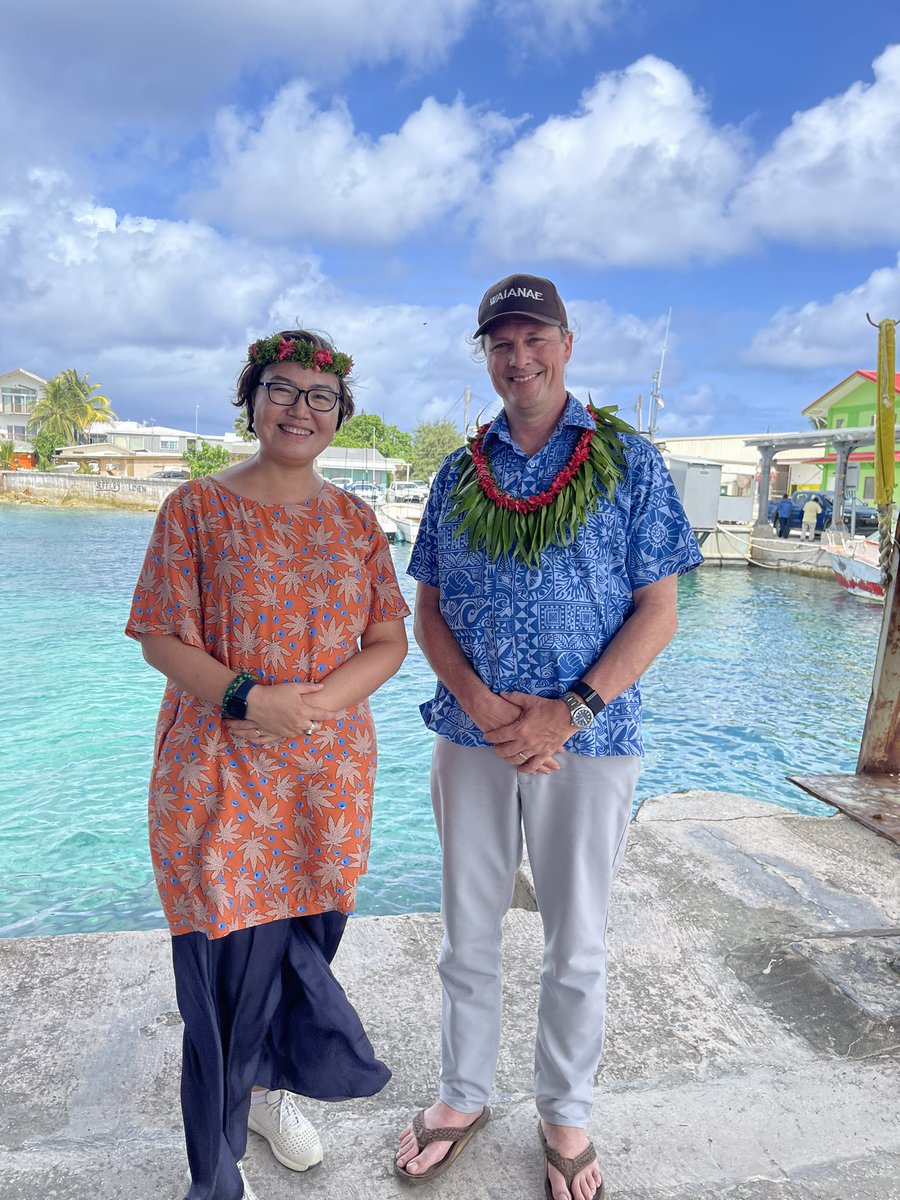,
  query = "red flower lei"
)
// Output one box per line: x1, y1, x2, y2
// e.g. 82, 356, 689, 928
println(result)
470, 409, 597, 513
